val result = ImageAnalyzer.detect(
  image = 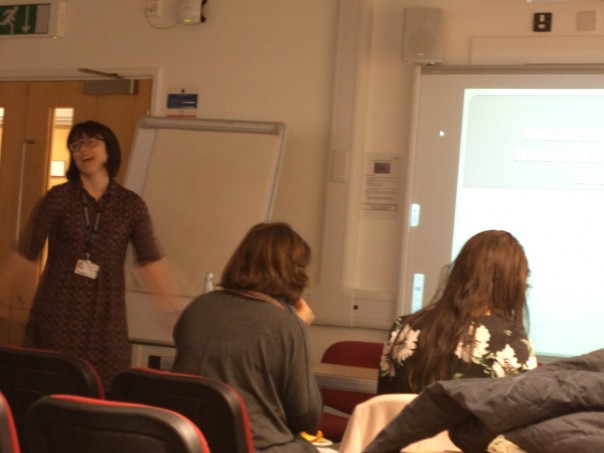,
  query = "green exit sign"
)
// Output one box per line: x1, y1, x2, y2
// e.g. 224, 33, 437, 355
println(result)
0, 0, 65, 38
